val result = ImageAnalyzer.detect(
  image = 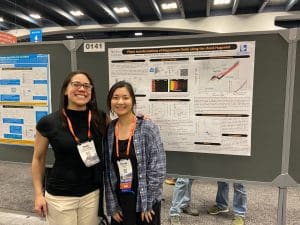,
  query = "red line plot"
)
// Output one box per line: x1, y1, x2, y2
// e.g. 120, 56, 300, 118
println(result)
210, 61, 239, 80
